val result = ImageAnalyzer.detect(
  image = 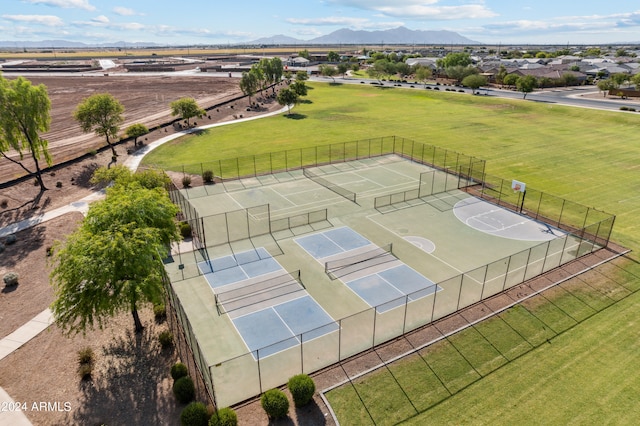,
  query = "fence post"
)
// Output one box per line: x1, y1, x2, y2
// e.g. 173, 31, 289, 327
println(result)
402, 295, 409, 334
